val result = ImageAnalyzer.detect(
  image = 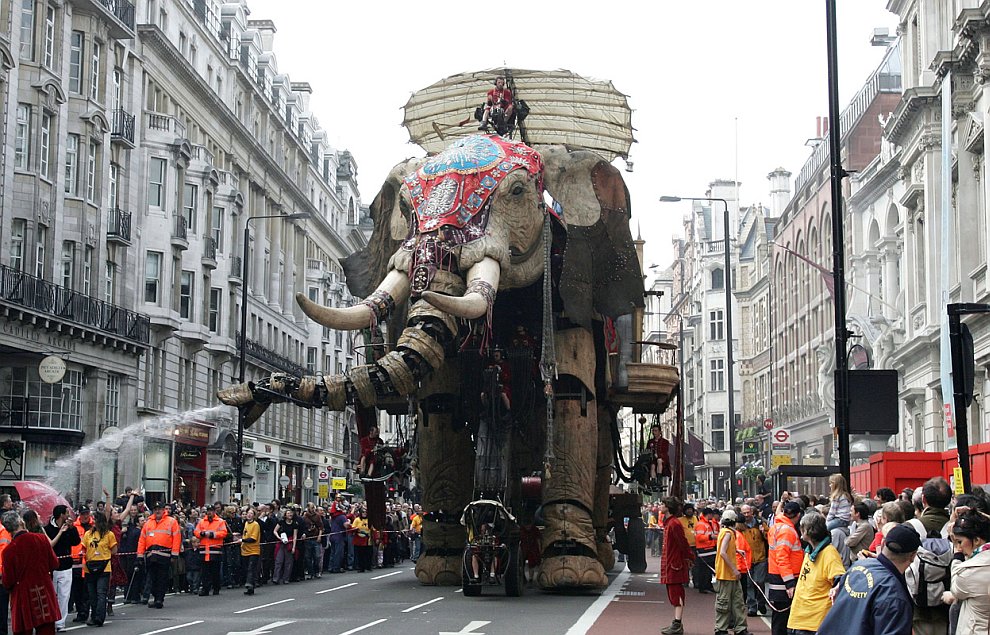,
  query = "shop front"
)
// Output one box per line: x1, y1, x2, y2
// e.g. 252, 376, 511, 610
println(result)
172, 422, 211, 505
250, 438, 279, 504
